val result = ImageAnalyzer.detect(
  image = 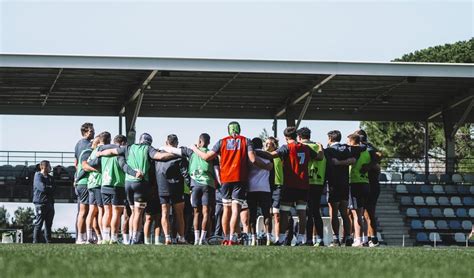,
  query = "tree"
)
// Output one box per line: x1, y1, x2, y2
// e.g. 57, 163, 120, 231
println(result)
361, 38, 474, 171
0, 206, 10, 229
53, 227, 72, 239
259, 128, 270, 141
11, 207, 35, 241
